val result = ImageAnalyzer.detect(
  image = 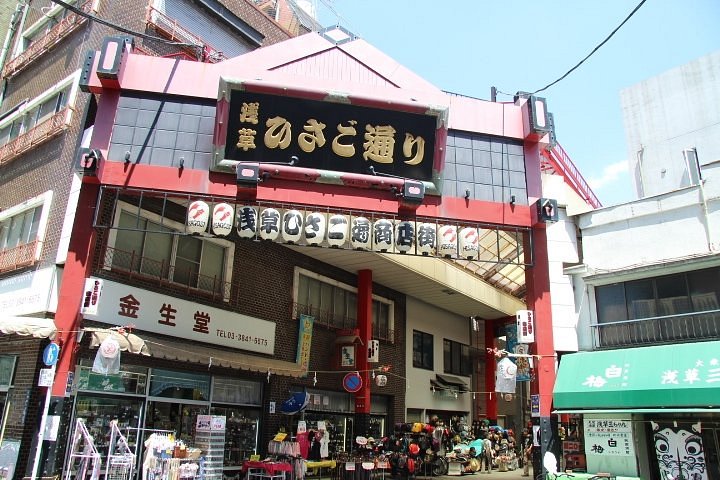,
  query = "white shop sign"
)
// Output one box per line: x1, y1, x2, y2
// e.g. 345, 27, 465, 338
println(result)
0, 267, 59, 316
82, 278, 275, 355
